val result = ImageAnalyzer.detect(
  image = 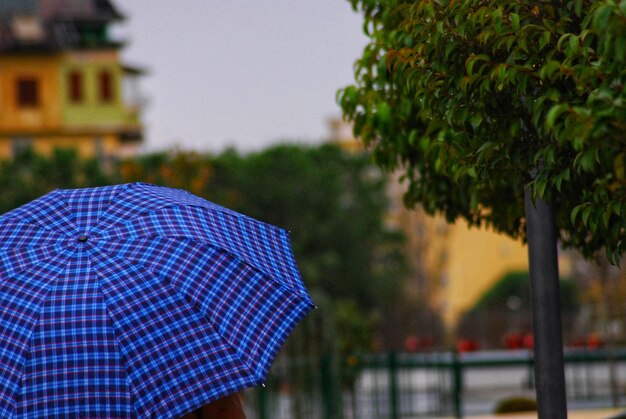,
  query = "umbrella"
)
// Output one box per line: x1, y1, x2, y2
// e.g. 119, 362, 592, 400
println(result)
0, 182, 314, 418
